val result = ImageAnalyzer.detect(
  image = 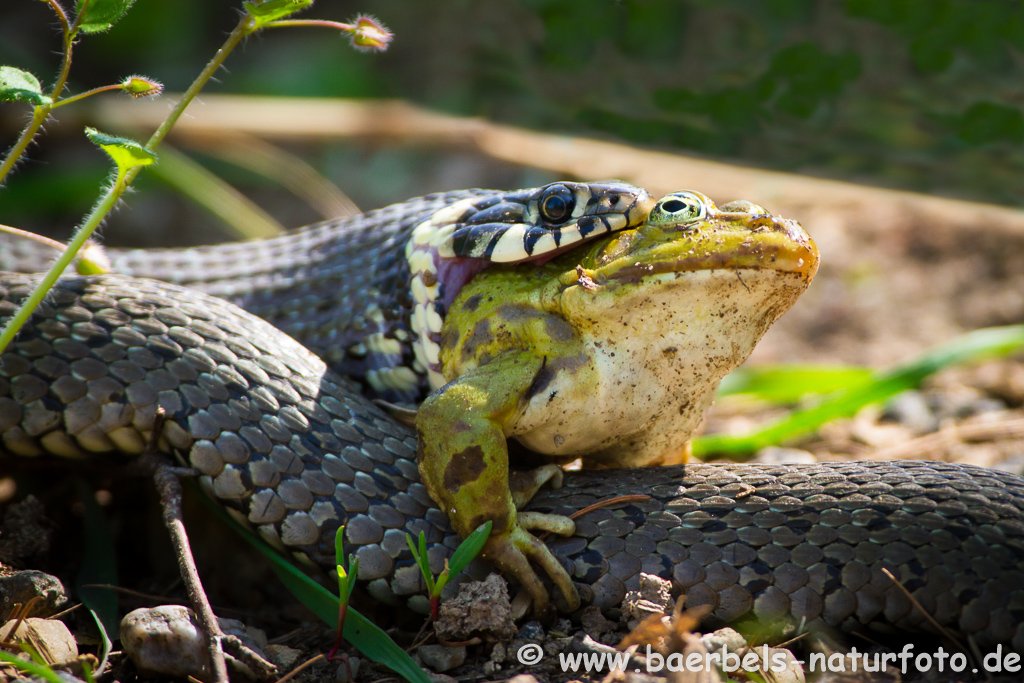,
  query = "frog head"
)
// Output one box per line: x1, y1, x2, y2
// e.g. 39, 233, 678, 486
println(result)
523, 190, 820, 466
